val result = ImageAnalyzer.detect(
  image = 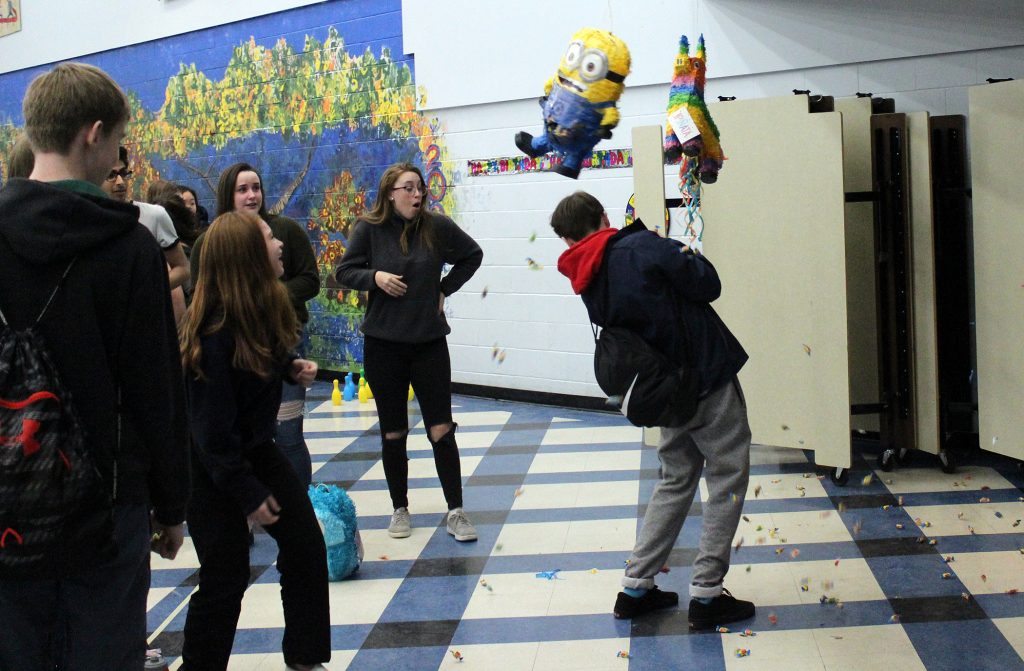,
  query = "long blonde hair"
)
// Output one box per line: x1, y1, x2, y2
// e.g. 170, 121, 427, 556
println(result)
361, 162, 436, 254
180, 211, 298, 379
